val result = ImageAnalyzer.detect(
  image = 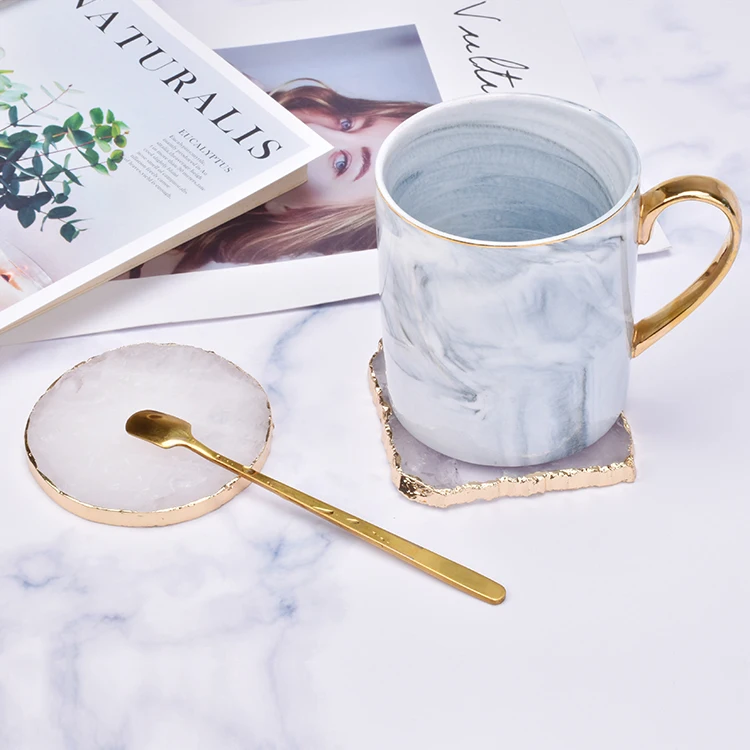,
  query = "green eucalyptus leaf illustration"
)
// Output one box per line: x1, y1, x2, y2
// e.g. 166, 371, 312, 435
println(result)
43, 164, 64, 181
17, 204, 35, 228
63, 112, 83, 131
71, 129, 94, 147
6, 146, 28, 164
43, 124, 67, 142
82, 148, 99, 166
30, 191, 52, 209
2, 57, 130, 242
0, 89, 28, 103
60, 221, 80, 242
4, 193, 24, 209
8, 130, 36, 146
63, 168, 82, 186
47, 205, 76, 220
90, 107, 104, 126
